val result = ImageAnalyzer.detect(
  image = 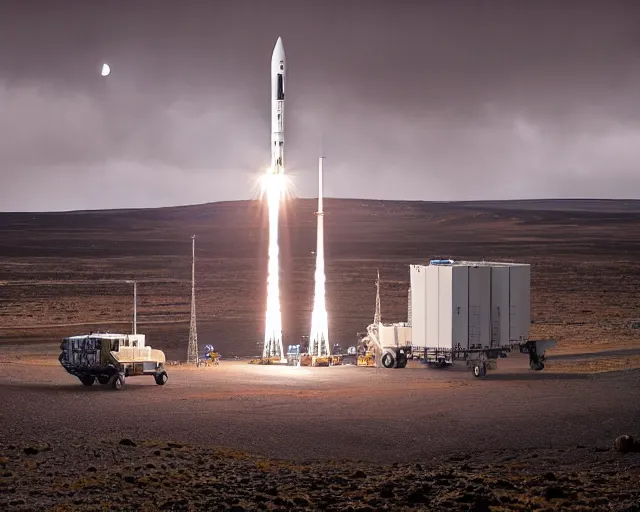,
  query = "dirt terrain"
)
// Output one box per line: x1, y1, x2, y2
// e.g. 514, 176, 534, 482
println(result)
1, 198, 640, 510
1, 356, 640, 510
1, 198, 639, 360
